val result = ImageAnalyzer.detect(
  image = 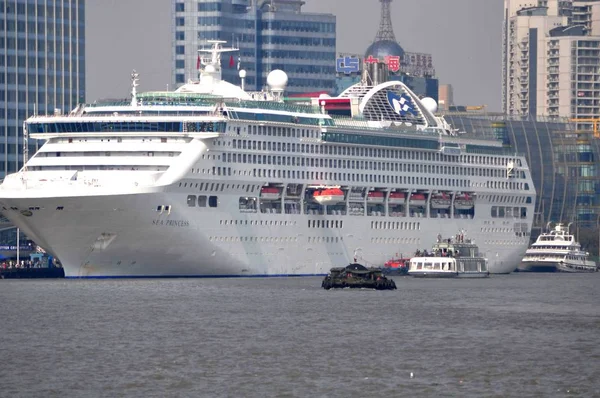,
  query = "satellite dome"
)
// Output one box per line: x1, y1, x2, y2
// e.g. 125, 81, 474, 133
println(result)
204, 64, 216, 73
267, 69, 288, 91
239, 69, 247, 78
364, 39, 405, 60
421, 97, 438, 113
